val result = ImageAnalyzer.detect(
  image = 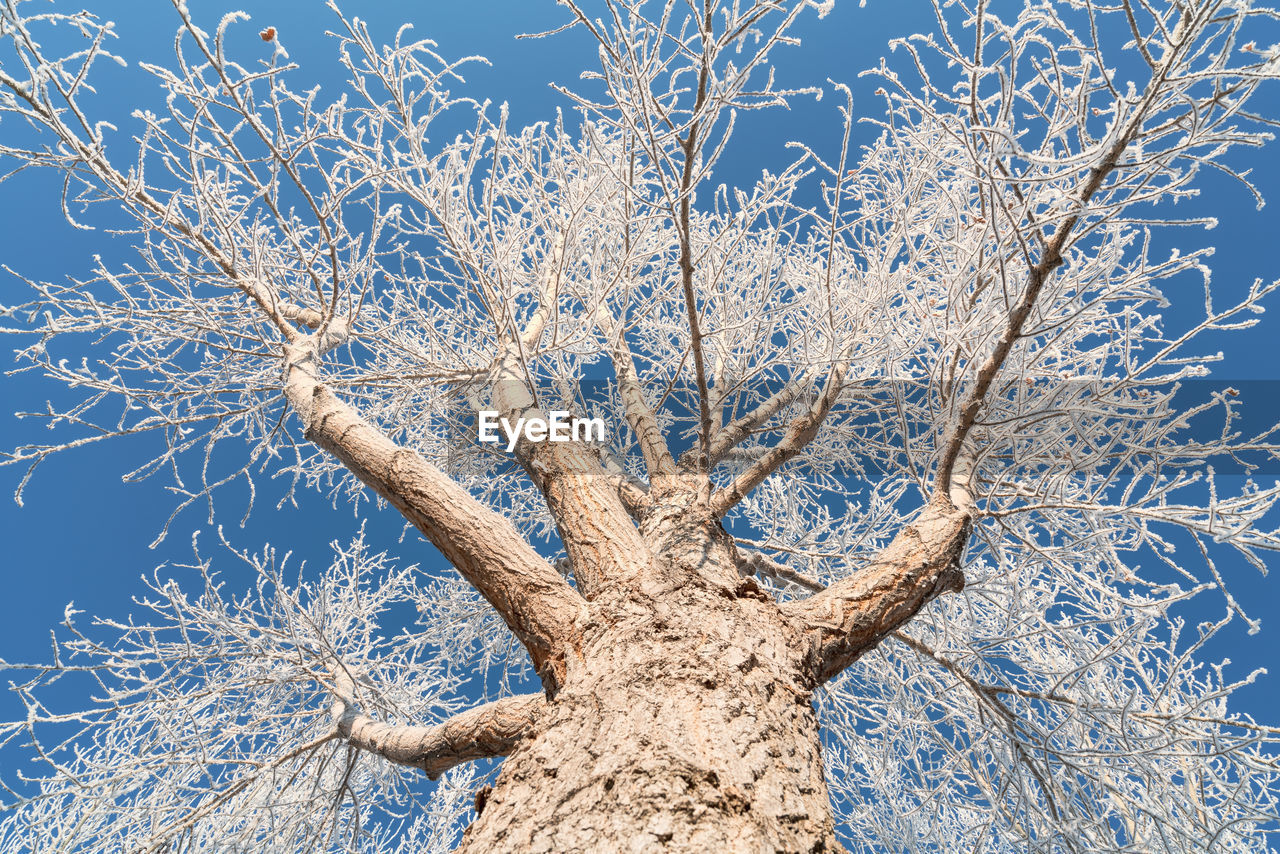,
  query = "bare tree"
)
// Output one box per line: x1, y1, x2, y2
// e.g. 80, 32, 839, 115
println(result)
2, 0, 1280, 849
